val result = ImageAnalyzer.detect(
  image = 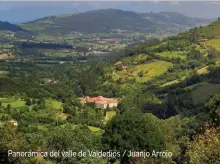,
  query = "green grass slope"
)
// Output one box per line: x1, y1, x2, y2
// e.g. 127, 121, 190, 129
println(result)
199, 19, 220, 38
